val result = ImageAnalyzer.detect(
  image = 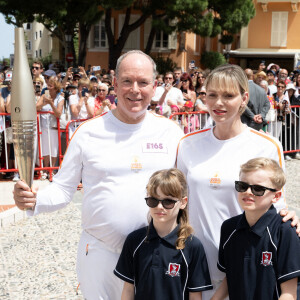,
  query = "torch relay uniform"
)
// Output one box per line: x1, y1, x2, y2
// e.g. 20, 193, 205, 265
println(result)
176, 126, 286, 300
28, 110, 184, 299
